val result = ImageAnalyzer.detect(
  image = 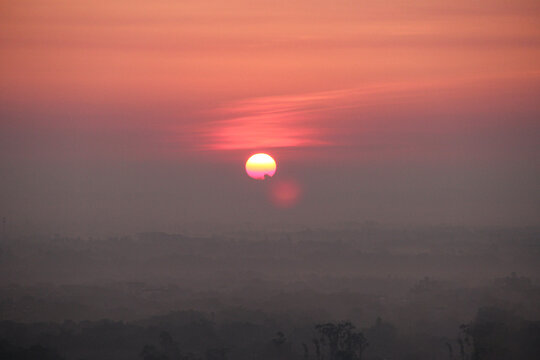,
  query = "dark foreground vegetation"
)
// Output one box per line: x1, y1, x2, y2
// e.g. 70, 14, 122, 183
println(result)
1, 307, 539, 360
1, 225, 539, 359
